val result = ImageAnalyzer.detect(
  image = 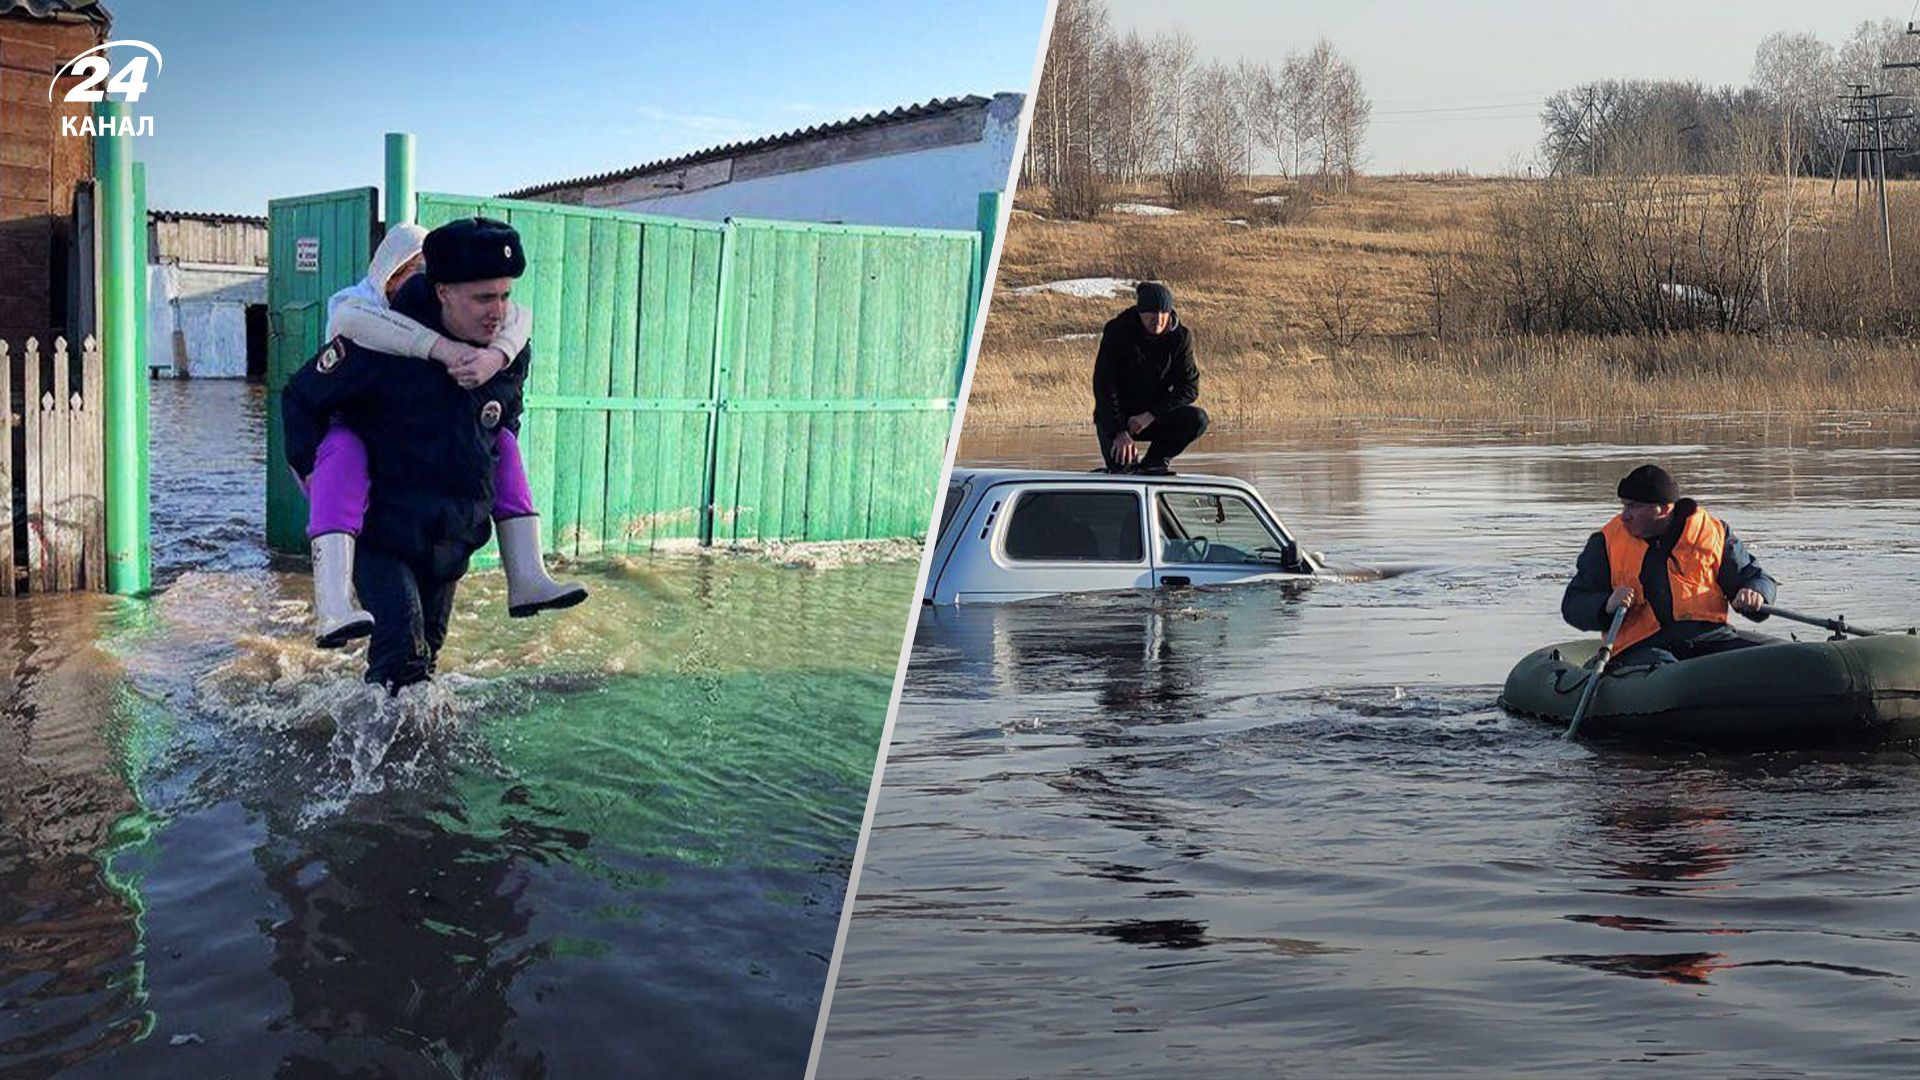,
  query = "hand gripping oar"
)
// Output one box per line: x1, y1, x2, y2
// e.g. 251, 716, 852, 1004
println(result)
1760, 605, 1914, 639
1565, 605, 1629, 741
